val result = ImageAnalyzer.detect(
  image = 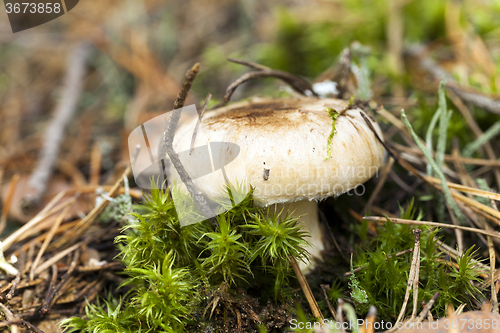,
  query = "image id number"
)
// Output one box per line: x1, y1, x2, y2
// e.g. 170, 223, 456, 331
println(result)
5, 2, 62, 14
